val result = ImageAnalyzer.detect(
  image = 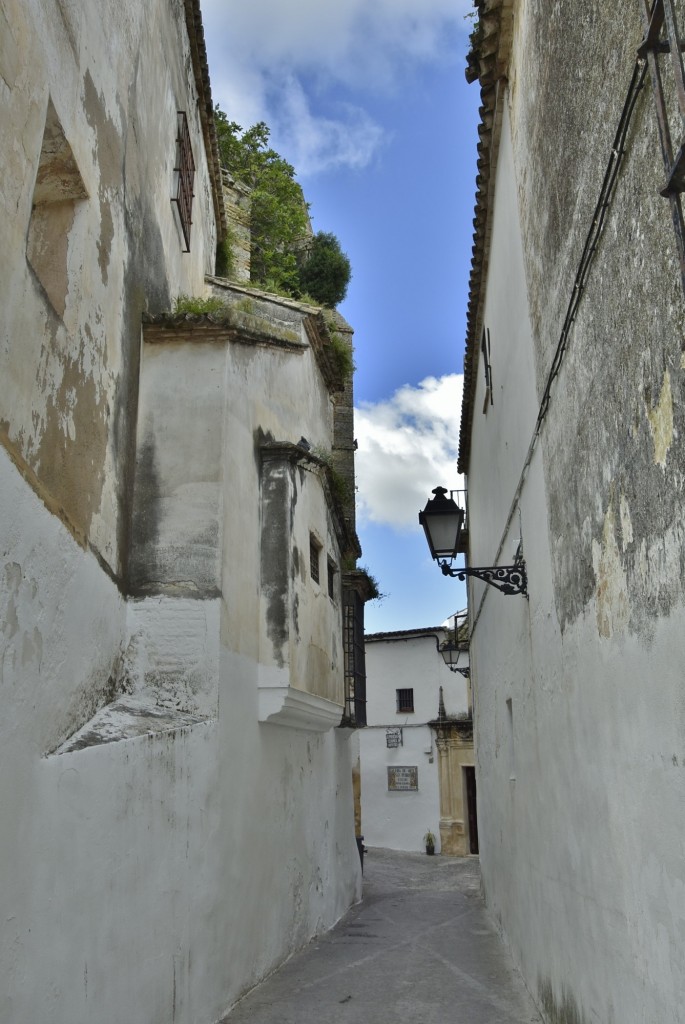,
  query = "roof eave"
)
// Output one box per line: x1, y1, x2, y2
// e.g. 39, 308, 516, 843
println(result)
458, 0, 516, 475
183, 0, 228, 241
